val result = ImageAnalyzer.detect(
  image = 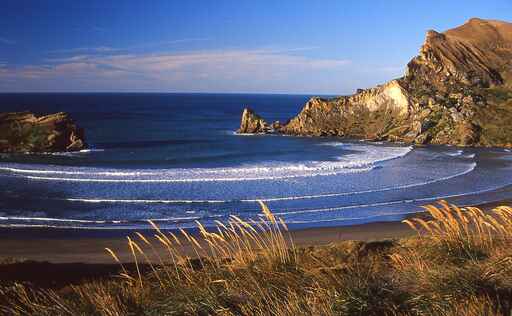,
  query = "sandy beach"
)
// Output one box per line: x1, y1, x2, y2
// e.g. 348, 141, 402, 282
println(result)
0, 217, 415, 289
0, 198, 508, 292
0, 219, 415, 264
2, 199, 509, 264
0, 199, 510, 290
